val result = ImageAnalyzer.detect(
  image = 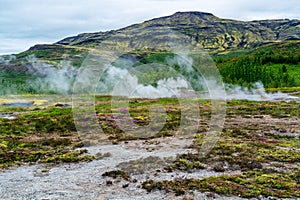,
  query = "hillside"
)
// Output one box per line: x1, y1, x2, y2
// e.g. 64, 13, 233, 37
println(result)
56, 11, 300, 51
216, 41, 300, 87
0, 11, 300, 94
